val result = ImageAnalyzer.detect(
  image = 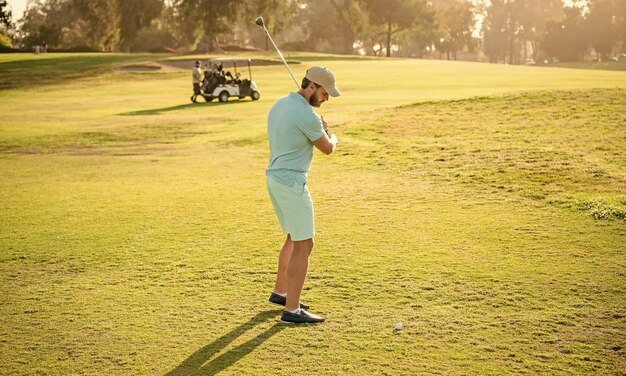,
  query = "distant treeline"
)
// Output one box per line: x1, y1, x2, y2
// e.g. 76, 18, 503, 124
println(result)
1, 0, 624, 63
